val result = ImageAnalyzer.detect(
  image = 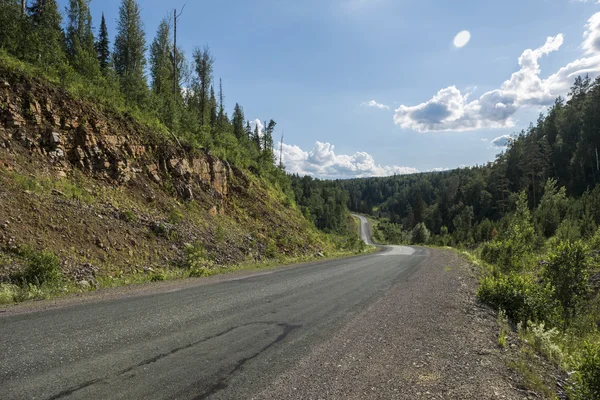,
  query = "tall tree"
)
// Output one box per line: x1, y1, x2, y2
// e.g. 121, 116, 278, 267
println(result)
149, 18, 172, 96
232, 103, 245, 140
27, 0, 66, 70
95, 12, 110, 71
150, 17, 180, 129
209, 85, 218, 128
193, 46, 214, 126
0, 0, 26, 56
217, 78, 228, 126
113, 0, 147, 105
66, 0, 99, 78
